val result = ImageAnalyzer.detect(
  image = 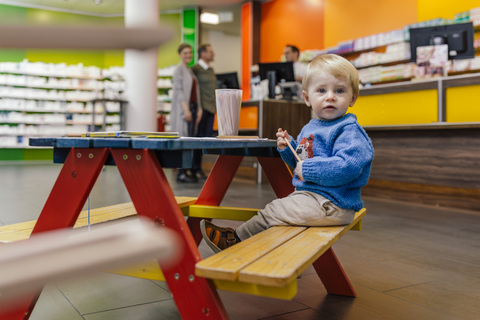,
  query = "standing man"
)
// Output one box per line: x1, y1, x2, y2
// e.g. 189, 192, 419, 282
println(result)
284, 44, 306, 82
191, 44, 217, 179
